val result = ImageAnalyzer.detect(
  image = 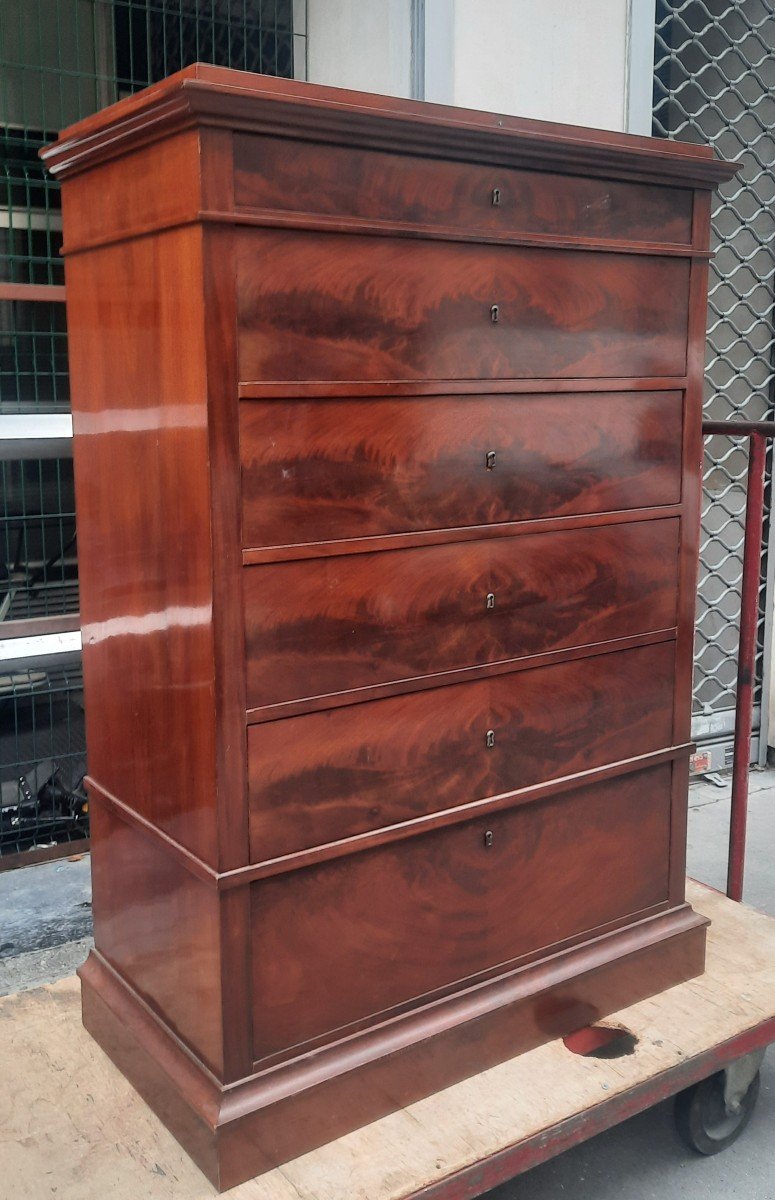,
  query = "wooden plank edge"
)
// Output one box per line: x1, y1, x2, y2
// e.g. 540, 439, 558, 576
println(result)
409, 1015, 775, 1200
0, 282, 66, 302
